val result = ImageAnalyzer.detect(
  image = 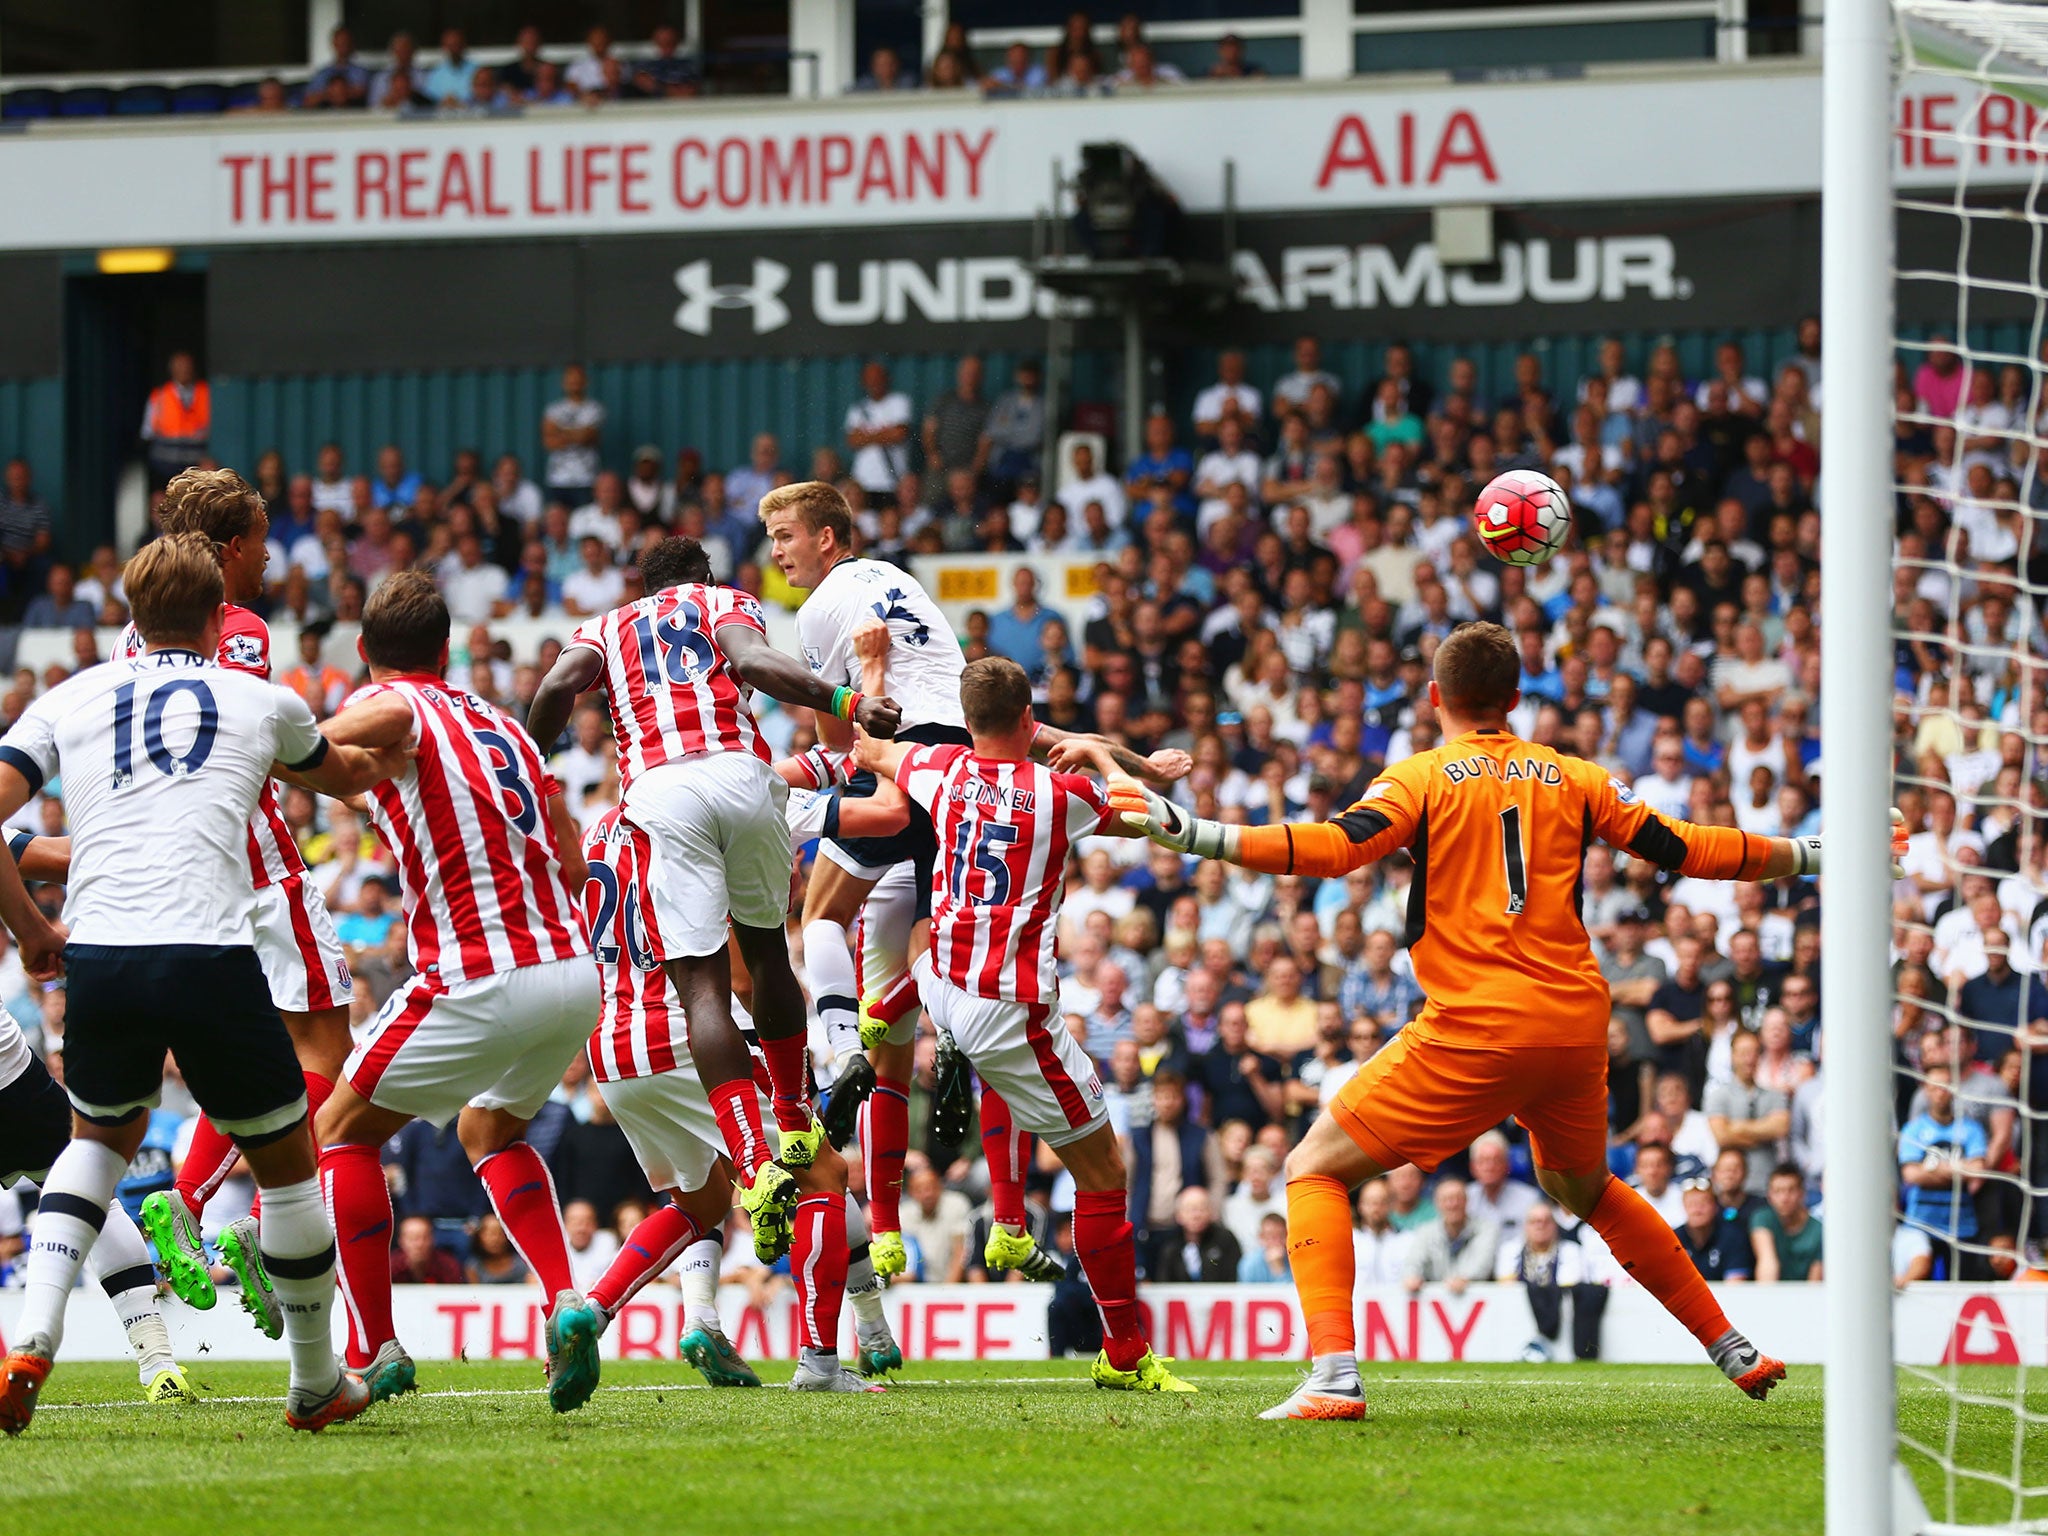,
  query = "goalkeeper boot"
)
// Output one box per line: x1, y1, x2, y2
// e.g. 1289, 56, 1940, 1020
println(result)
215, 1215, 282, 1340
820, 1051, 875, 1149
868, 1228, 908, 1280
1259, 1378, 1368, 1421
362, 1338, 418, 1404
1091, 1349, 1197, 1394
985, 1224, 1067, 1282
545, 1290, 603, 1413
144, 1364, 196, 1405
0, 1333, 54, 1436
139, 1189, 216, 1310
679, 1323, 761, 1387
930, 1031, 974, 1146
285, 1366, 371, 1433
740, 1163, 798, 1263
1710, 1330, 1787, 1402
